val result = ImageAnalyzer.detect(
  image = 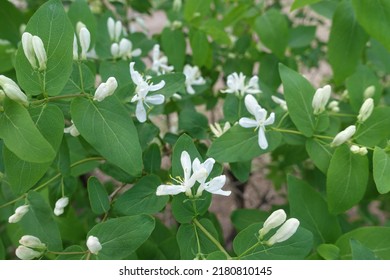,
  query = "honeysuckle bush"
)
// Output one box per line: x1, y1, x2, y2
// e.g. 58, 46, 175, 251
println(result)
0, 0, 390, 260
